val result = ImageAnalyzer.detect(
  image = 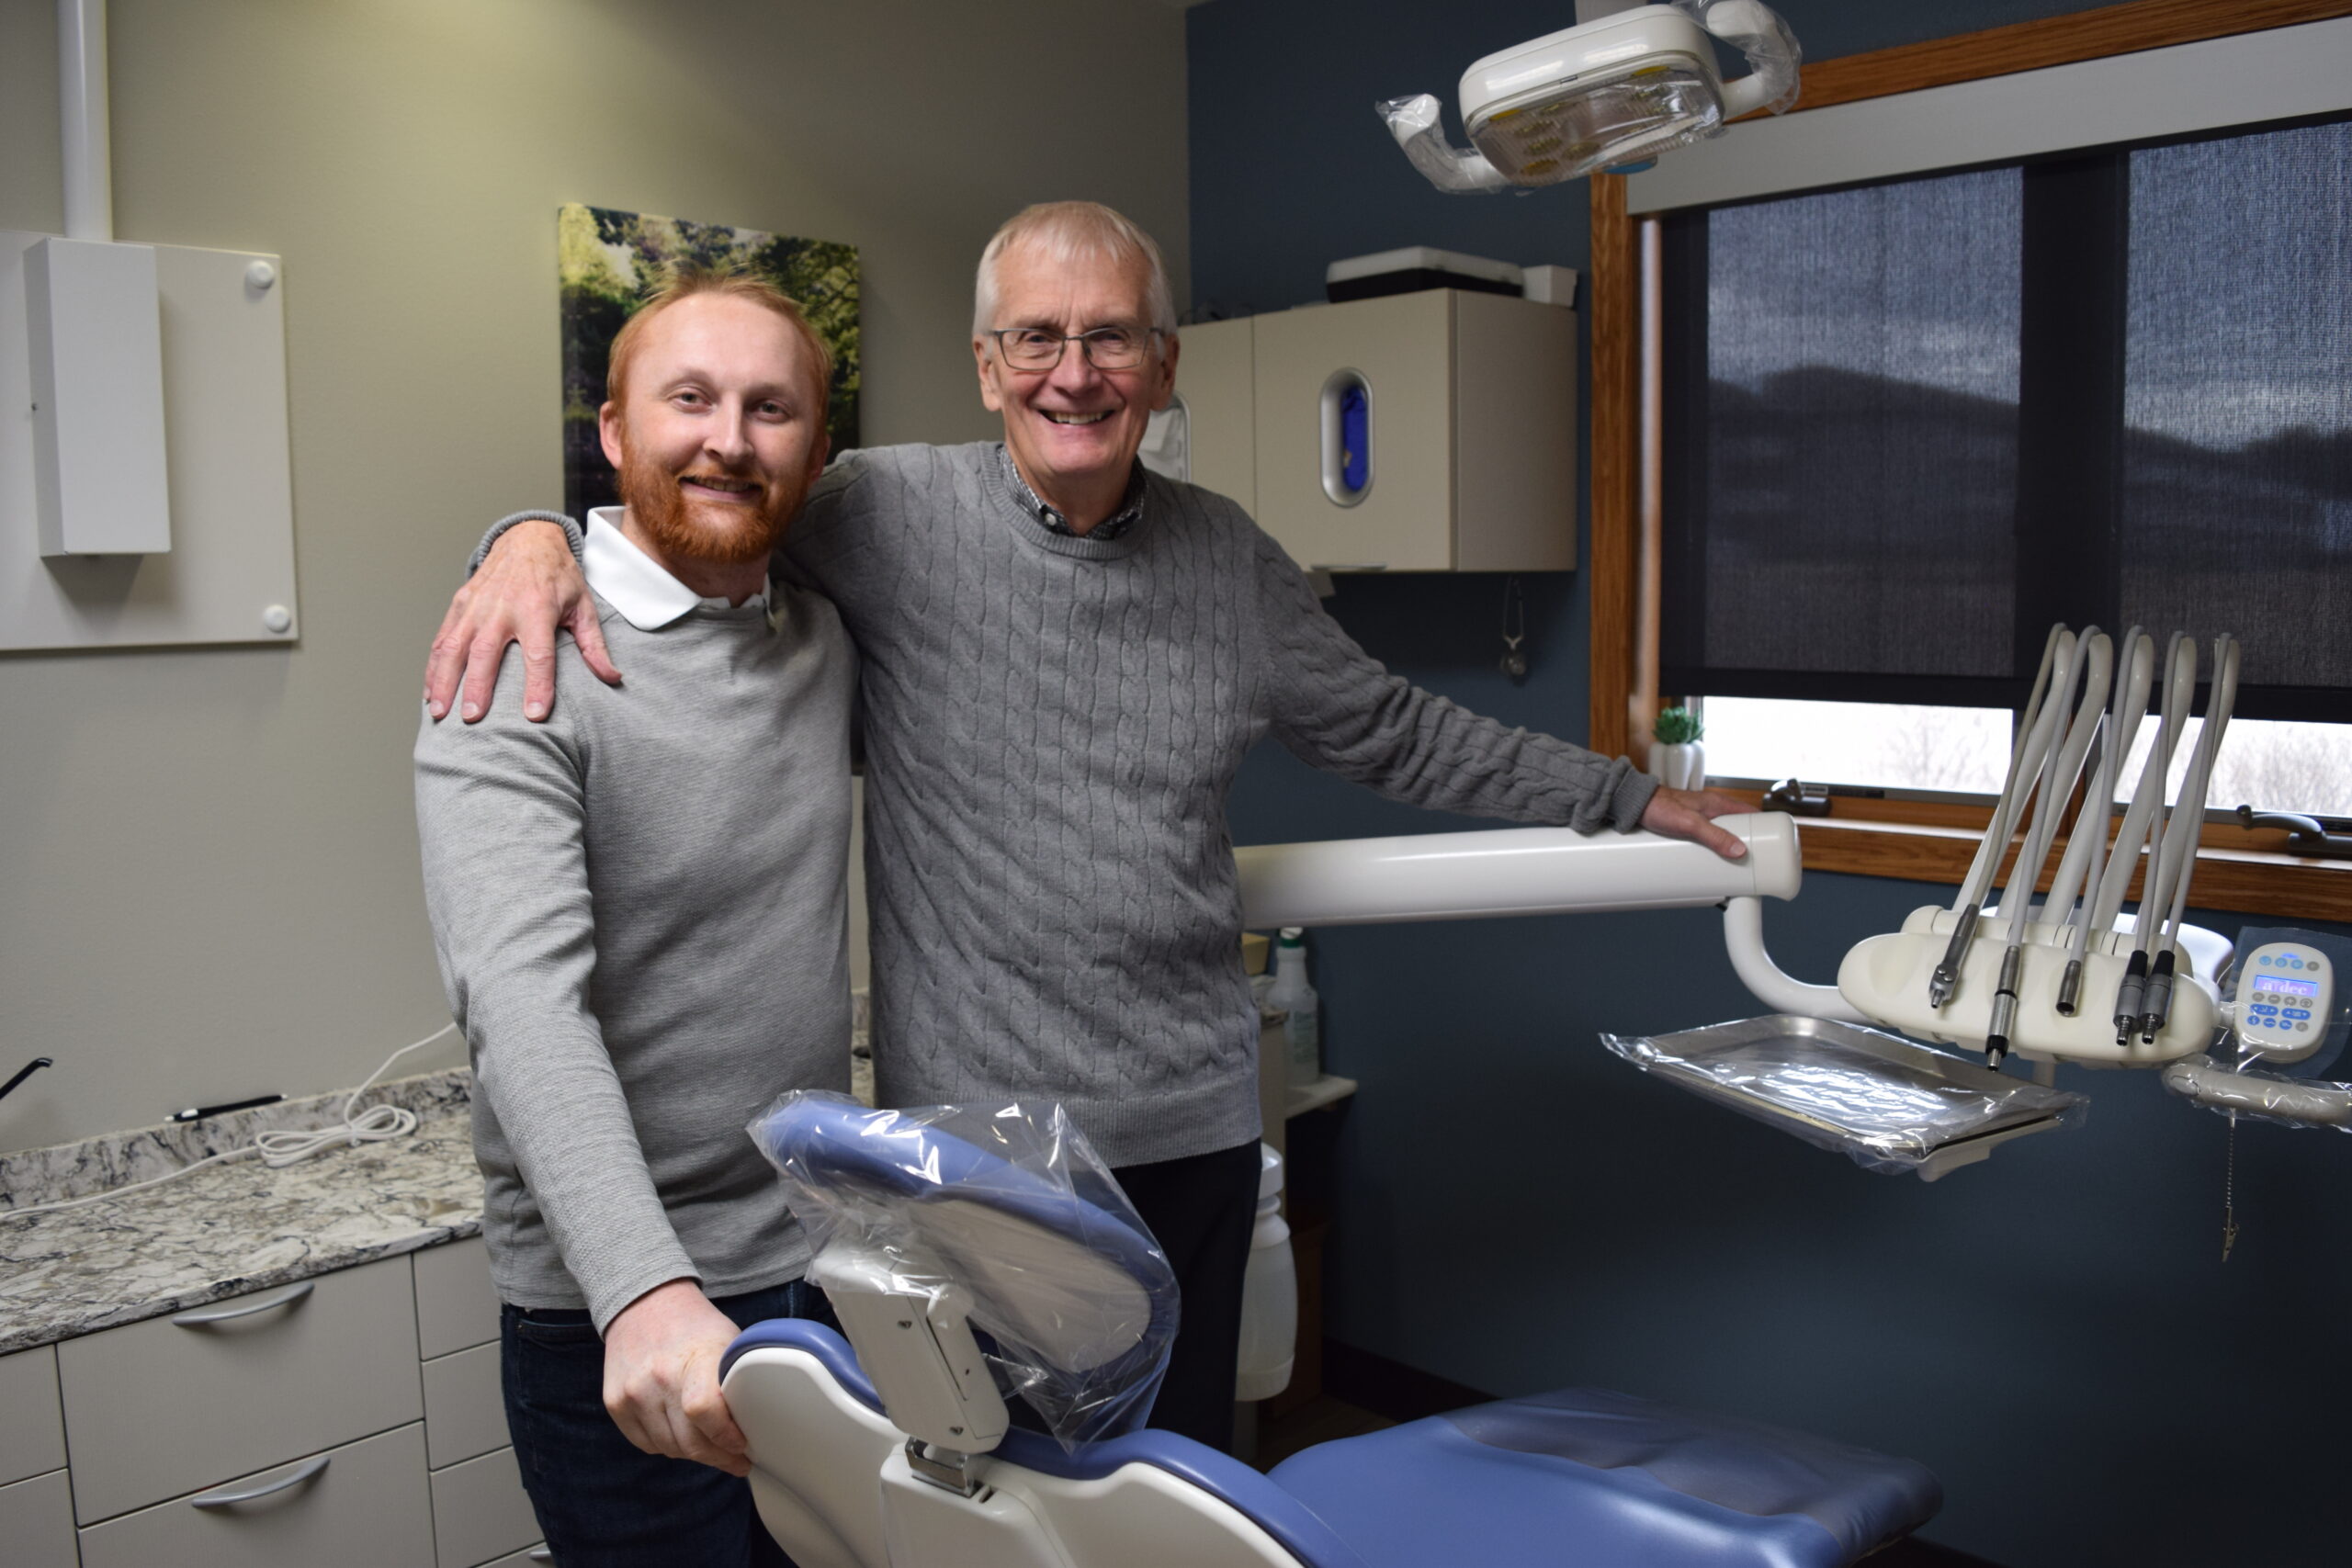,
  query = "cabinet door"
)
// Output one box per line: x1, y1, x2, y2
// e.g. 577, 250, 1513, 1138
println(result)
415, 1234, 502, 1359
424, 1340, 512, 1468
0, 1471, 77, 1568
0, 1345, 65, 1485
1176, 316, 1256, 514
1453, 291, 1578, 571
77, 1422, 434, 1568
1251, 293, 1455, 572
431, 1446, 541, 1568
59, 1253, 423, 1523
